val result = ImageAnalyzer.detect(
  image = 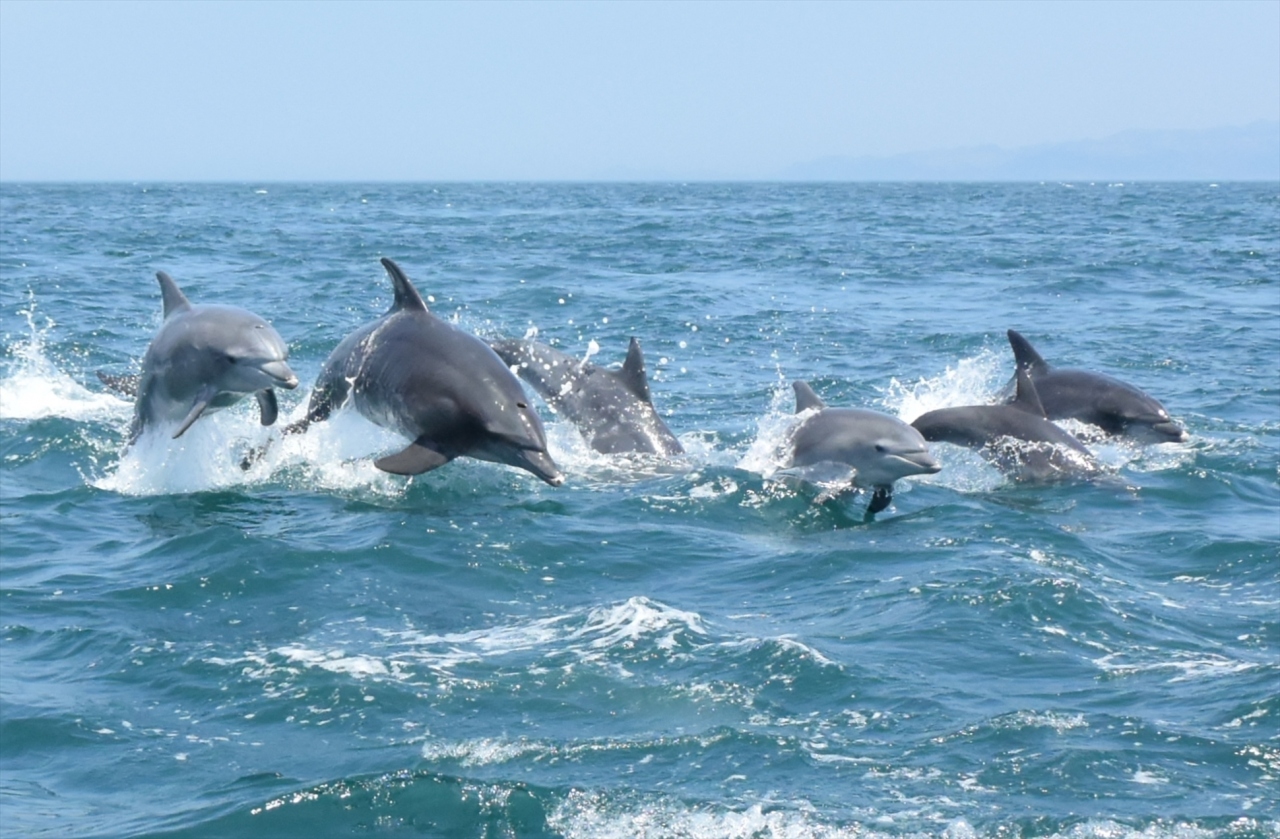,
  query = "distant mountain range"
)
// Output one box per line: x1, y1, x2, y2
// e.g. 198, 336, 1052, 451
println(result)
784, 121, 1280, 181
